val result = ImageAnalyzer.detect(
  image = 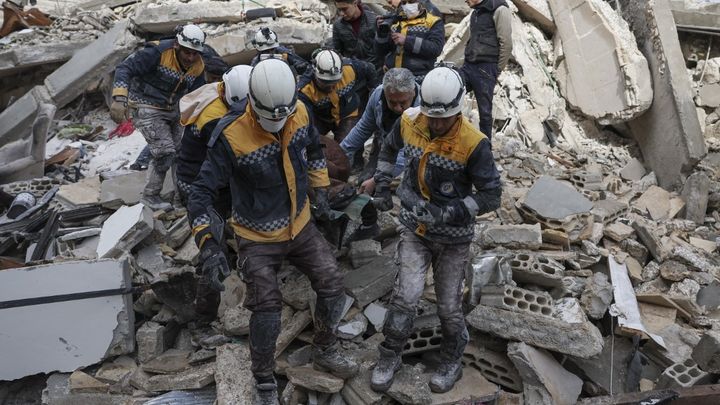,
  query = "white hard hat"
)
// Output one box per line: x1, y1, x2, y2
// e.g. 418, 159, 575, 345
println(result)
249, 59, 297, 132
313, 49, 343, 82
176, 24, 206, 52
420, 67, 465, 118
222, 65, 252, 105
252, 27, 279, 51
